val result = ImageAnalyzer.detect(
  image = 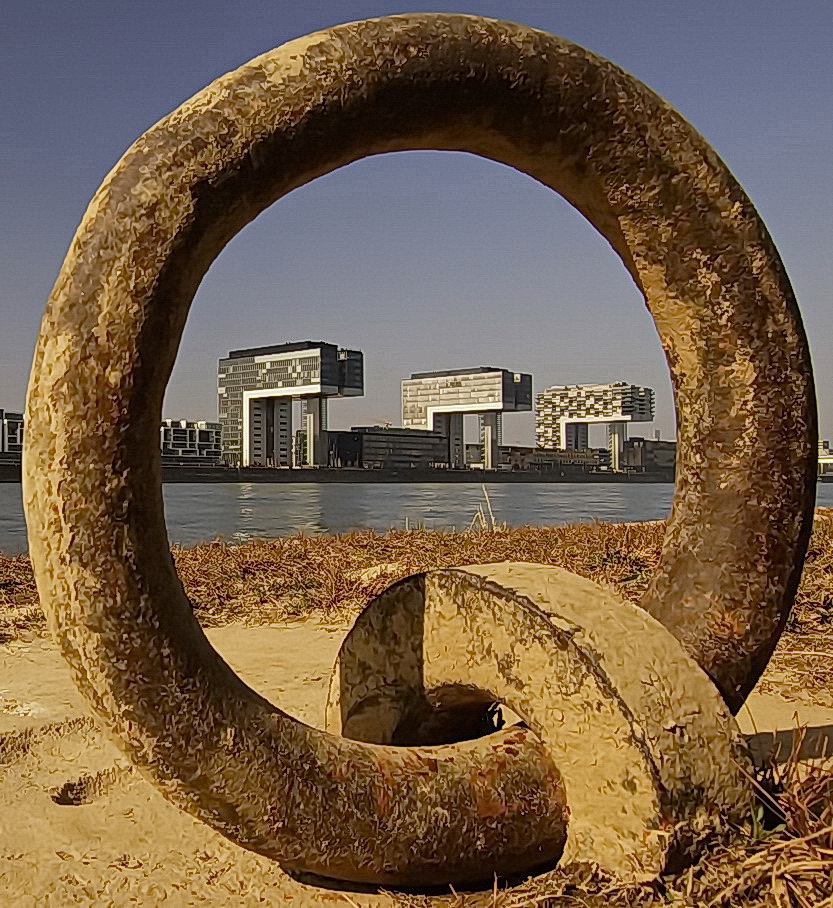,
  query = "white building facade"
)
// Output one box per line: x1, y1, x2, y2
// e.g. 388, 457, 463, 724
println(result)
218, 342, 364, 467
536, 382, 654, 471
402, 368, 532, 469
